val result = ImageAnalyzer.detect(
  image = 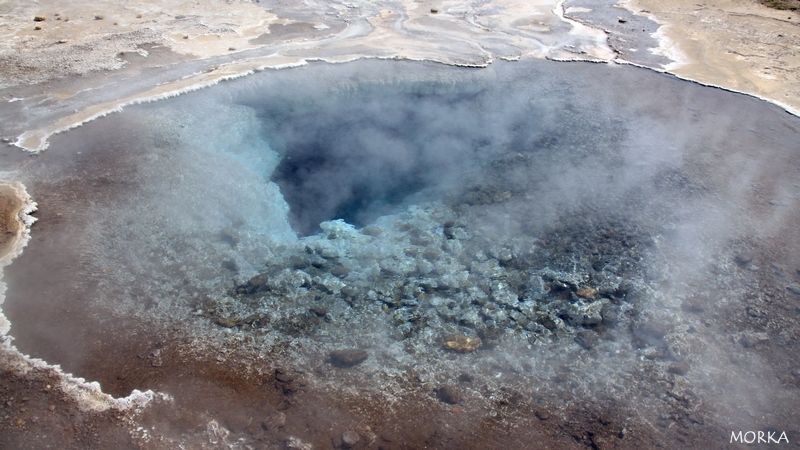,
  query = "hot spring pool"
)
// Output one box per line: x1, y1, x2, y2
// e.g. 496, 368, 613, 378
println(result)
2, 59, 800, 448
